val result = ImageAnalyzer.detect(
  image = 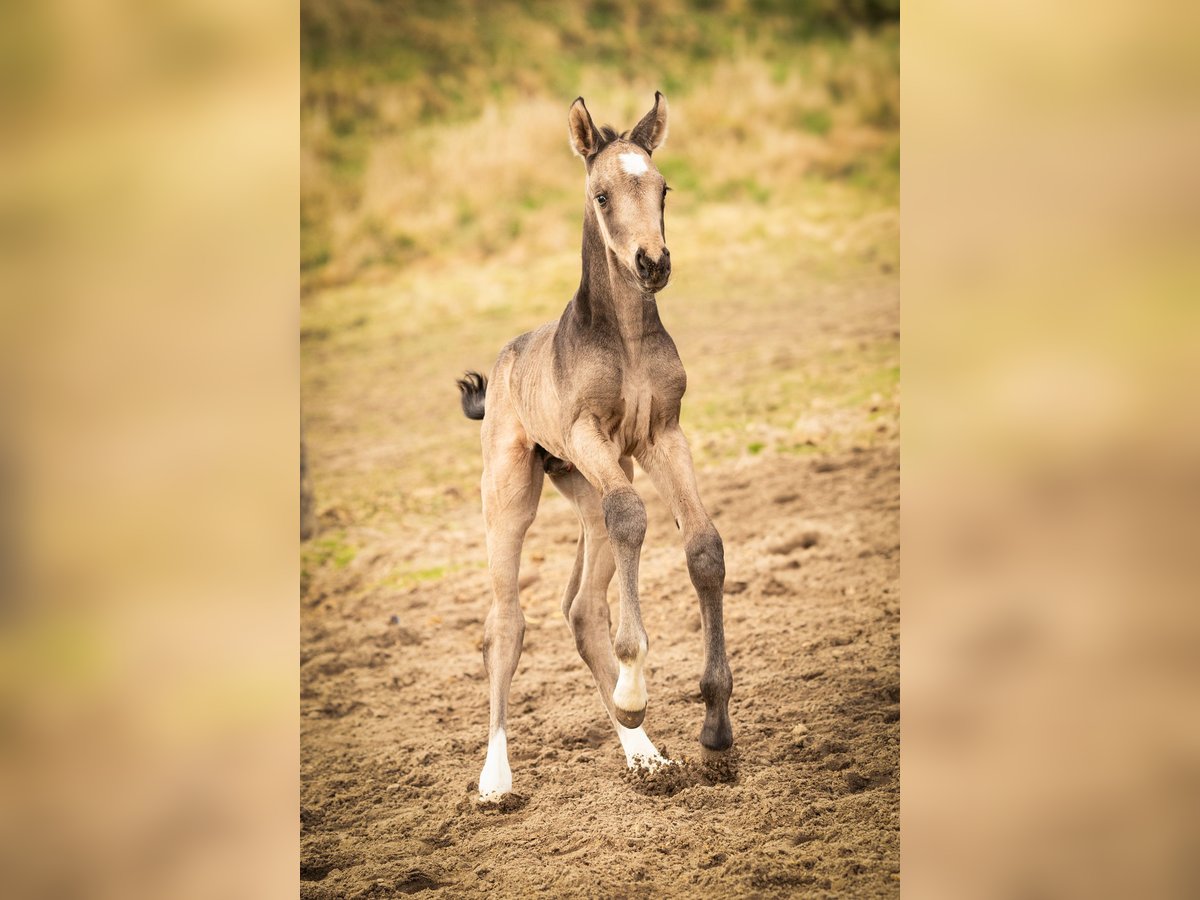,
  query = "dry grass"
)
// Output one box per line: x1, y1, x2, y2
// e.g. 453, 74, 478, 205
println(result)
301, 10, 897, 290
